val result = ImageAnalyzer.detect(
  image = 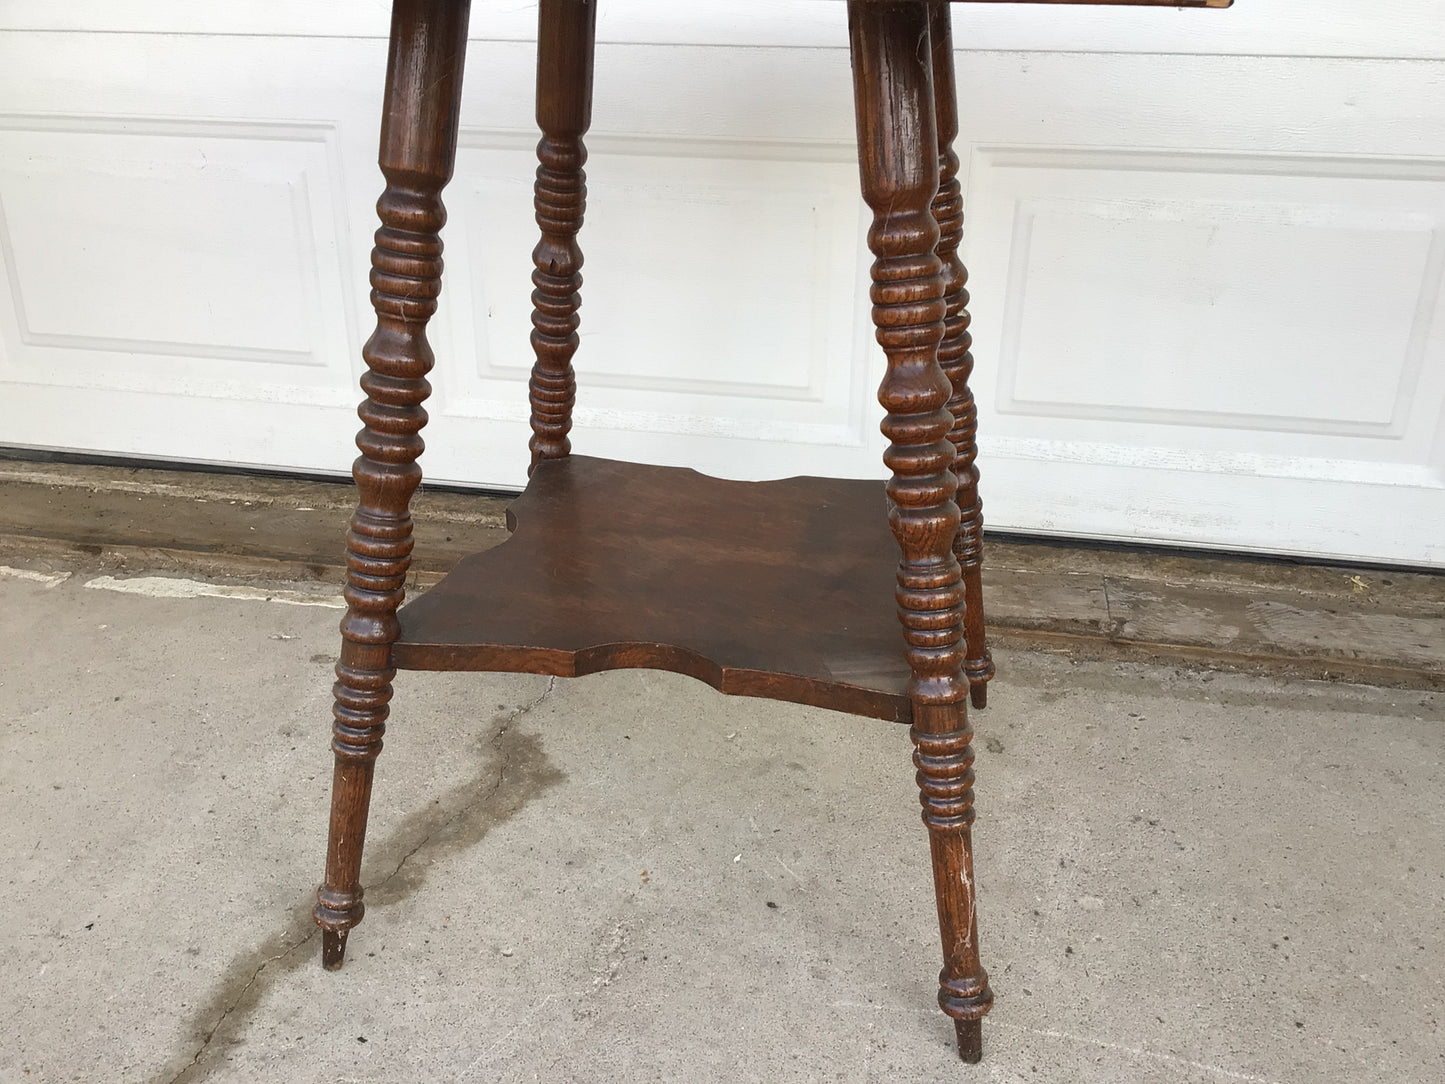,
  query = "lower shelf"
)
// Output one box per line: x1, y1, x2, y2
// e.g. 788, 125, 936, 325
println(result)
391, 455, 915, 723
